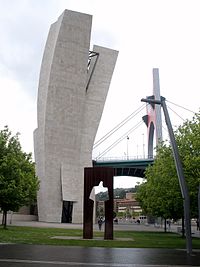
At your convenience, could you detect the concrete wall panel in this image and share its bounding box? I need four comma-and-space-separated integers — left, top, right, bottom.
34, 10, 118, 223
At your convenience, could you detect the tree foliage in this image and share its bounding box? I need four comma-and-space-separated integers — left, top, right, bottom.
137, 112, 200, 223
176, 112, 200, 217
137, 143, 183, 221
0, 126, 39, 228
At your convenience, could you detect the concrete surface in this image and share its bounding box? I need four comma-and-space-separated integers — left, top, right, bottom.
0, 244, 200, 266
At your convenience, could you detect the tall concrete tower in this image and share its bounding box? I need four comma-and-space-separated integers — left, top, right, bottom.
142, 68, 163, 158
34, 10, 118, 223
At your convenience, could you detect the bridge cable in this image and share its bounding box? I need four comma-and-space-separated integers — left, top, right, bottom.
167, 105, 186, 122
95, 120, 143, 159
166, 100, 196, 114
93, 103, 146, 149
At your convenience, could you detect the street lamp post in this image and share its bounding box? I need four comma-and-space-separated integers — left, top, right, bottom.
142, 133, 145, 158
126, 136, 129, 160
141, 96, 192, 255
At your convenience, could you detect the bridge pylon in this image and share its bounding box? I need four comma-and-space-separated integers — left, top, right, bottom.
142, 68, 163, 158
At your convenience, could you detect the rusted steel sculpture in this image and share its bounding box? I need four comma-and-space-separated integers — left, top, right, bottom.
83, 167, 114, 240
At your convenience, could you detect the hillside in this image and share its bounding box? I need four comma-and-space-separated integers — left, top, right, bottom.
96, 186, 139, 201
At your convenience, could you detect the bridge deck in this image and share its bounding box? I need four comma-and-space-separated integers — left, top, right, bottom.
93, 158, 154, 178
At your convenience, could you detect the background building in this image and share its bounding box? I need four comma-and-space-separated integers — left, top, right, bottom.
96, 192, 144, 222
115, 193, 142, 219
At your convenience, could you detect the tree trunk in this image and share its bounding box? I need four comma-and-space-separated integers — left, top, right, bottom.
164, 218, 167, 232
1, 213, 4, 225
181, 216, 185, 237
3, 210, 7, 229
198, 185, 200, 231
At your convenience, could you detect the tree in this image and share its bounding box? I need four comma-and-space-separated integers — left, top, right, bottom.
176, 112, 200, 218
0, 126, 39, 229
137, 112, 200, 232
137, 143, 183, 232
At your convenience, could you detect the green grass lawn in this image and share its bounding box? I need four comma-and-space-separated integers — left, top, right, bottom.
0, 225, 200, 249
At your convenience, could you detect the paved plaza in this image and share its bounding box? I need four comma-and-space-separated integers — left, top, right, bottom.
0, 243, 200, 266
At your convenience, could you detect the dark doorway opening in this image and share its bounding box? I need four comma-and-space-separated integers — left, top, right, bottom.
61, 201, 73, 223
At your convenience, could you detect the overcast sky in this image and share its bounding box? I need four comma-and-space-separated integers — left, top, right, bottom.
0, 0, 199, 189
